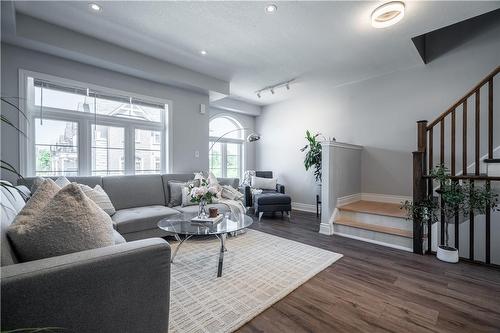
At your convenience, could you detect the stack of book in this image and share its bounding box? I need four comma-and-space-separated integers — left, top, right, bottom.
191, 214, 223, 225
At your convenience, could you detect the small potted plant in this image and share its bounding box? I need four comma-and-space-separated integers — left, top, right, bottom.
403, 165, 498, 262
188, 178, 218, 218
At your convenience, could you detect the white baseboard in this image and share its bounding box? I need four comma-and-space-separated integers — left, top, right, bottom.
336, 193, 411, 206
333, 231, 413, 252
361, 193, 412, 204
337, 193, 362, 206
292, 202, 316, 213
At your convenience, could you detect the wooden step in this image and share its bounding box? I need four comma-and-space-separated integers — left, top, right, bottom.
484, 158, 500, 163
335, 217, 412, 238
338, 200, 406, 219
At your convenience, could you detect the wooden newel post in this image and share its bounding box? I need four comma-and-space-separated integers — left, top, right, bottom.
413, 151, 426, 254
413, 120, 428, 255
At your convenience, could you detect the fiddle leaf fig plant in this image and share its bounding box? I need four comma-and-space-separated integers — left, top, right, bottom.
300, 130, 322, 182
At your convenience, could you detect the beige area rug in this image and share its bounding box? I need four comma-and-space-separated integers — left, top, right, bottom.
168, 229, 343, 333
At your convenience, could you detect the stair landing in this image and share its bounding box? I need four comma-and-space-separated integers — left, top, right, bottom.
338, 200, 406, 219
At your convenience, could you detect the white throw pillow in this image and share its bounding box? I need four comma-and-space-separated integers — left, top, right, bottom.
221, 185, 244, 201
8, 183, 115, 262
79, 184, 116, 216
181, 186, 197, 207
55, 176, 71, 188
251, 176, 277, 190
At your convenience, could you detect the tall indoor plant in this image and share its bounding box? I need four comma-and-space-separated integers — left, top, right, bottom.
1, 97, 26, 196
300, 130, 322, 182
402, 165, 498, 262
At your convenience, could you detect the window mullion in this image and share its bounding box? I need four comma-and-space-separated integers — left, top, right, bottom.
222, 143, 228, 178
80, 119, 91, 176
125, 125, 135, 175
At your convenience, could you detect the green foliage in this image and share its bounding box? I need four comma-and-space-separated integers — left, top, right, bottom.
1, 97, 26, 197
37, 149, 51, 171
300, 130, 322, 182
402, 164, 499, 247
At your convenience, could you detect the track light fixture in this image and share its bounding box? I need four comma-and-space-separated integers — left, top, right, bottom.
255, 79, 294, 99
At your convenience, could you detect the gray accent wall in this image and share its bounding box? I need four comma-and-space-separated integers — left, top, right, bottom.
256, 22, 500, 205
1, 44, 213, 182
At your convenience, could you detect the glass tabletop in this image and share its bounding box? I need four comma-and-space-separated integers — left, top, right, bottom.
158, 212, 253, 236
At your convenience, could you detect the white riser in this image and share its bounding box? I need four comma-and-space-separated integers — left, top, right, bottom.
339, 211, 412, 231
334, 224, 413, 252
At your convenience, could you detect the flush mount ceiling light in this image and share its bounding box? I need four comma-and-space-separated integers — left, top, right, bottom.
371, 1, 405, 28
265, 4, 278, 13
200, 50, 207, 55
89, 3, 102, 12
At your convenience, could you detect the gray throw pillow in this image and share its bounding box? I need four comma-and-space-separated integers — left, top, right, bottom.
8, 183, 115, 262
168, 180, 198, 207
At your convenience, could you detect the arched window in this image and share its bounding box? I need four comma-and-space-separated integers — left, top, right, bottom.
209, 116, 243, 178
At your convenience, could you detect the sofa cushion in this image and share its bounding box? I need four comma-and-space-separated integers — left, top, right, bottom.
173, 203, 229, 215
8, 184, 115, 262
112, 205, 180, 234
103, 175, 165, 210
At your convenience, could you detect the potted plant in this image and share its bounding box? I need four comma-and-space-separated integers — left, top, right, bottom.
402, 165, 498, 262
300, 130, 323, 196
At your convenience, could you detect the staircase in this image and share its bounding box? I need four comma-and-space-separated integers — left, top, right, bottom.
413, 65, 500, 265
333, 200, 415, 252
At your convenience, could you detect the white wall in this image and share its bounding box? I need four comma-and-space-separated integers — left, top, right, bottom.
209, 107, 256, 172
1, 43, 214, 182
256, 22, 500, 205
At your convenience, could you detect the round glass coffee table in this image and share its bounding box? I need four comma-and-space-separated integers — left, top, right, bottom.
158, 212, 253, 277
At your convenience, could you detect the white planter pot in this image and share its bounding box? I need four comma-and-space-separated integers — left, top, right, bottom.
436, 245, 459, 263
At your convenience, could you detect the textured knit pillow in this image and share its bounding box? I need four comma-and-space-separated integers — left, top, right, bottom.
181, 186, 198, 207
8, 184, 115, 262
79, 184, 116, 216
251, 176, 277, 190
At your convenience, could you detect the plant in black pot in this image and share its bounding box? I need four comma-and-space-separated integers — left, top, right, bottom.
402, 165, 498, 262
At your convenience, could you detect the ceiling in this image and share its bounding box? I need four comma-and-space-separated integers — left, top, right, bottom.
11, 1, 500, 106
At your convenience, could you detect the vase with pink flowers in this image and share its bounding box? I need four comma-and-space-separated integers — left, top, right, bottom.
189, 178, 219, 218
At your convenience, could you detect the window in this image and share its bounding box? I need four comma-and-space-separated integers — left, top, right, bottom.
135, 129, 161, 174
24, 73, 169, 176
209, 116, 243, 178
35, 119, 78, 176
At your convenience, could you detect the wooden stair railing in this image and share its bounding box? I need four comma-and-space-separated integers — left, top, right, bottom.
413, 66, 499, 265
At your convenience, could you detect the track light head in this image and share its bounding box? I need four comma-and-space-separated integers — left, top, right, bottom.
286, 83, 290, 90
257, 92, 261, 98
270, 88, 275, 94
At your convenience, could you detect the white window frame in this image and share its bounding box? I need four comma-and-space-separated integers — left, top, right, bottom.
209, 115, 244, 178
18, 69, 173, 176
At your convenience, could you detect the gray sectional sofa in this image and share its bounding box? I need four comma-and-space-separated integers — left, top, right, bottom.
18, 173, 240, 241
1, 173, 239, 332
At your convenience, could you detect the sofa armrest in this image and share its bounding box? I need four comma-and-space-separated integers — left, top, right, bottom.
239, 185, 252, 207
1, 238, 171, 333
277, 183, 285, 194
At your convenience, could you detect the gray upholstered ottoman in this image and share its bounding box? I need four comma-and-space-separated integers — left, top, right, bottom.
254, 192, 292, 221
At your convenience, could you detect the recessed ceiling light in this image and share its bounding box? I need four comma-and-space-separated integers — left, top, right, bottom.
200, 50, 207, 56
265, 4, 278, 13
371, 1, 405, 28
89, 3, 102, 12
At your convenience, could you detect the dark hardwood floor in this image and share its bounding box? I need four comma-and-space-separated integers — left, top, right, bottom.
237, 210, 500, 333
